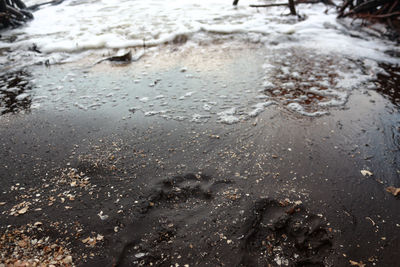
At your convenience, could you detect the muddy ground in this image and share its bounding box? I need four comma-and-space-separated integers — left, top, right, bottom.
0, 46, 399, 267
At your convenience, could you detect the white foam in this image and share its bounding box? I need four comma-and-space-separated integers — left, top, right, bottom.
191, 114, 211, 123
217, 107, 240, 124
185, 92, 194, 97
248, 101, 275, 117
6, 87, 20, 94
1, 0, 397, 70
74, 103, 88, 111
144, 111, 158, 116
219, 115, 240, 124
287, 103, 328, 117
32, 95, 48, 102
203, 104, 212, 111
15, 93, 30, 101
173, 116, 186, 121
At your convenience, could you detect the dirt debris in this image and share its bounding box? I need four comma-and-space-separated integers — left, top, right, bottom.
349, 260, 366, 267
385, 186, 400, 196
360, 170, 373, 177
0, 225, 74, 266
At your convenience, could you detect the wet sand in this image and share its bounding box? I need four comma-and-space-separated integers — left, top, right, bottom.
1, 45, 400, 266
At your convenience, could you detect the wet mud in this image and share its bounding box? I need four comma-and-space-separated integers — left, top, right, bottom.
0, 46, 399, 267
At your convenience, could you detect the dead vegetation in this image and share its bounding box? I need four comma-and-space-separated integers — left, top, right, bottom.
0, 0, 32, 28
339, 0, 399, 38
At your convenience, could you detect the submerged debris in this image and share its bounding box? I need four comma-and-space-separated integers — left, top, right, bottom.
386, 186, 400, 196
349, 259, 366, 267
94, 50, 145, 65
0, 70, 32, 115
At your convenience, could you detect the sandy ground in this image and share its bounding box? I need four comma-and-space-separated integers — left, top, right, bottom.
0, 45, 400, 267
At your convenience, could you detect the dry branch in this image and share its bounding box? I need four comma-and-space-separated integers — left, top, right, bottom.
248, 0, 296, 15
337, 0, 400, 39
250, 3, 288, 8
338, 0, 400, 18
248, 0, 334, 10
27, 0, 65, 11
288, 0, 296, 15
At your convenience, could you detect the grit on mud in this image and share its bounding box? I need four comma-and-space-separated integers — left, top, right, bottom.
0, 46, 399, 266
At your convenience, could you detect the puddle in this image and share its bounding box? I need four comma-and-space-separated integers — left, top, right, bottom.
5, 45, 396, 123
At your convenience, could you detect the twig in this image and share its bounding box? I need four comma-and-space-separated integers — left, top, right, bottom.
352, 12, 400, 19
365, 216, 376, 226
369, 12, 400, 18
250, 3, 288, 8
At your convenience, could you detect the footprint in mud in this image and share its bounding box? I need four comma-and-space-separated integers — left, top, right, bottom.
140, 173, 218, 212
237, 199, 332, 267
112, 173, 232, 267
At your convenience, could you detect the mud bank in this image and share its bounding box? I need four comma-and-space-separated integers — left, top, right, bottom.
0, 46, 399, 266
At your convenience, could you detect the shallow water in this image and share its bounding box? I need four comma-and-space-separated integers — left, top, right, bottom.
1, 1, 400, 118
1, 0, 400, 117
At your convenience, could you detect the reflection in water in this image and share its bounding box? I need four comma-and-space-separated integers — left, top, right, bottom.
0, 70, 32, 115
376, 64, 400, 151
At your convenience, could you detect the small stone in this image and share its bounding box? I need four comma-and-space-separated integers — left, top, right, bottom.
386, 186, 400, 196
98, 211, 109, 220
361, 170, 373, 176
135, 253, 146, 258
18, 240, 27, 247
17, 206, 29, 214
294, 200, 303, 206
63, 256, 73, 264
